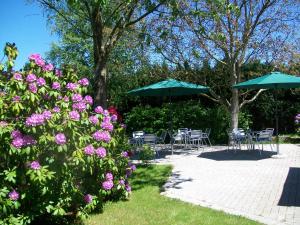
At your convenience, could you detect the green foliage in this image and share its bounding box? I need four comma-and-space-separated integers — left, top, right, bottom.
139, 145, 155, 163
0, 44, 132, 224
124, 101, 252, 144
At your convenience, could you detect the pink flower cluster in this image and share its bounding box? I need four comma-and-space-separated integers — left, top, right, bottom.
106, 172, 113, 180
84, 95, 93, 105
8, 190, 19, 201
95, 147, 106, 158
25, 113, 45, 126
84, 144, 94, 155
52, 82, 61, 90
89, 115, 99, 125
0, 121, 8, 127
69, 111, 80, 121
66, 82, 78, 91
13, 73, 23, 81
55, 69, 62, 77
95, 106, 103, 114
84, 194, 93, 204
42, 110, 52, 120
12, 95, 21, 102
53, 106, 60, 113
29, 53, 45, 67
102, 172, 114, 190
101, 117, 113, 132
26, 73, 37, 83
121, 151, 129, 158
72, 94, 83, 102
126, 162, 136, 177
111, 114, 118, 122
30, 161, 41, 170
28, 83, 37, 93
11, 130, 36, 149
37, 77, 46, 86
43, 63, 53, 72
28, 53, 53, 71
72, 102, 86, 112
78, 78, 89, 86
92, 131, 111, 142
55, 133, 67, 145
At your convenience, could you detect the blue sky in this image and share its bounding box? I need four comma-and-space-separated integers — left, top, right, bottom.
0, 0, 58, 70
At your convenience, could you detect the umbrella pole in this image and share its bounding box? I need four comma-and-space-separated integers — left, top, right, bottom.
169, 94, 173, 155
275, 89, 279, 154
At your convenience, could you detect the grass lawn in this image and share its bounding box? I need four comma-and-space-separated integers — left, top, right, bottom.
85, 164, 261, 225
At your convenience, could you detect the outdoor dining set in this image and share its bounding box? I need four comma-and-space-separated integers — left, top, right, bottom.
129, 127, 275, 156
228, 128, 275, 154
129, 128, 212, 155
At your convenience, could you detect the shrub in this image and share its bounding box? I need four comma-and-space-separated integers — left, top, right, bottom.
0, 44, 134, 224
124, 101, 252, 144
139, 145, 155, 164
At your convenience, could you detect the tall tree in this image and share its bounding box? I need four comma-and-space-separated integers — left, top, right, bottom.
37, 0, 167, 107
146, 0, 300, 129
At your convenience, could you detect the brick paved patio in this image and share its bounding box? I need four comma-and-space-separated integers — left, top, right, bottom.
157, 144, 300, 225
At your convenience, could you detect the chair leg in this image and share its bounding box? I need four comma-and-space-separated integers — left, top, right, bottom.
269, 142, 273, 151
207, 138, 212, 146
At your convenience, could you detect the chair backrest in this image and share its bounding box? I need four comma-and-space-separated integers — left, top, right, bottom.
258, 130, 271, 140
204, 128, 211, 135
190, 130, 202, 138
265, 128, 274, 136
233, 128, 245, 136
143, 134, 157, 144
159, 130, 167, 141
133, 131, 144, 138
178, 128, 189, 134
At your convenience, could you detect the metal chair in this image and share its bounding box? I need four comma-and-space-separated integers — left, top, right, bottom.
189, 130, 203, 150
130, 131, 145, 148
143, 134, 159, 155
233, 128, 247, 150
171, 132, 182, 146
255, 130, 273, 154
202, 128, 211, 146
227, 130, 239, 152
178, 128, 190, 147
157, 130, 167, 144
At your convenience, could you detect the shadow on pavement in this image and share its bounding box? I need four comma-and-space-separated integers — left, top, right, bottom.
163, 171, 193, 190
198, 149, 276, 161
278, 167, 300, 207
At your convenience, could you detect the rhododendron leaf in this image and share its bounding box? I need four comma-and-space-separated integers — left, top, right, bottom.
24, 147, 31, 155
31, 127, 36, 134
58, 146, 63, 152
3, 168, 16, 184
30, 93, 35, 103
62, 145, 67, 151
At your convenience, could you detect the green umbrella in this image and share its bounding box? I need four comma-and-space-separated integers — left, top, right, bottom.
128, 78, 209, 96
233, 71, 300, 155
128, 79, 209, 153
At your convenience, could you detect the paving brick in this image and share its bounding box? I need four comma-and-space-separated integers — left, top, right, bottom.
155, 144, 300, 225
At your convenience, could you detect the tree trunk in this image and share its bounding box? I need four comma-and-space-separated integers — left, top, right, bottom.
93, 63, 107, 108
230, 89, 239, 130
229, 62, 240, 130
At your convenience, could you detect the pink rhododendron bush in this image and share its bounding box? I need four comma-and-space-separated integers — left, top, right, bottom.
0, 44, 133, 224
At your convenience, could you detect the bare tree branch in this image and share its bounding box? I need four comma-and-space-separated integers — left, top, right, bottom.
240, 89, 266, 108
38, 0, 92, 38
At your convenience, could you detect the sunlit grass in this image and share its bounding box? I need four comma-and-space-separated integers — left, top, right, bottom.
85, 165, 261, 225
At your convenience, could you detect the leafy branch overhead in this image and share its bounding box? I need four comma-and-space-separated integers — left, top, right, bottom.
38, 0, 168, 107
